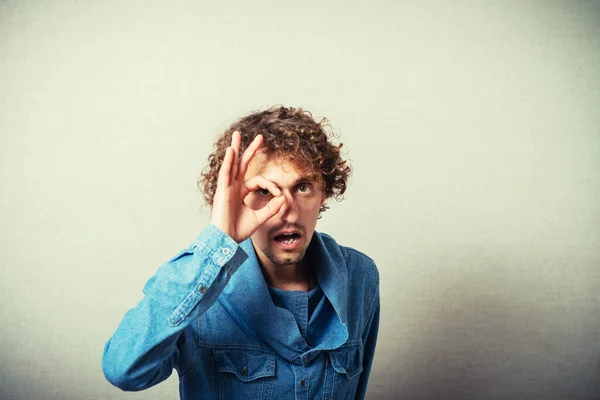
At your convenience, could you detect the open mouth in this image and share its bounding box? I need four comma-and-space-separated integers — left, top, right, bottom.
274, 232, 302, 245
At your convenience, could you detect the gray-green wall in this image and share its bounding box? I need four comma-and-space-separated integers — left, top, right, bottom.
1, 1, 598, 399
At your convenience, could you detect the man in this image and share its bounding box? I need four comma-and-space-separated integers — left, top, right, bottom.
102, 106, 380, 399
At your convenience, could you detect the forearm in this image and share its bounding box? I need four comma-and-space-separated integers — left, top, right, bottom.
102, 224, 247, 391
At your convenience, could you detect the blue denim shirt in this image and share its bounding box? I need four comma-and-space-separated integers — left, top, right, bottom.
102, 224, 380, 400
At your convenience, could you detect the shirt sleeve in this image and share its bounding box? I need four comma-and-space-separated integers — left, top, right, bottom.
102, 223, 248, 391
354, 261, 381, 399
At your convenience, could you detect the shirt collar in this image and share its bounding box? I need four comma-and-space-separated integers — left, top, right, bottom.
217, 231, 349, 364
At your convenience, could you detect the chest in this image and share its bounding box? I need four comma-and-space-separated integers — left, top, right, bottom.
177, 300, 364, 400
180, 339, 363, 400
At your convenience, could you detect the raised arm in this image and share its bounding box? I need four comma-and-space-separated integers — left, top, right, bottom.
102, 132, 285, 391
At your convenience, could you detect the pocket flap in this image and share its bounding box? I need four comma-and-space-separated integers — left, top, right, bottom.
214, 349, 276, 382
328, 345, 364, 379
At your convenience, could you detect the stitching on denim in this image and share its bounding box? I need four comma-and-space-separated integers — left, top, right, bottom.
328, 351, 363, 397
362, 259, 379, 328
346, 364, 363, 379
195, 262, 220, 293
168, 309, 183, 326
267, 371, 274, 400
258, 376, 264, 397
348, 373, 361, 398
212, 349, 276, 381
198, 342, 276, 354
336, 340, 362, 349
322, 357, 330, 400
168, 288, 200, 326
216, 366, 275, 381
168, 250, 212, 326
331, 363, 338, 398
269, 376, 275, 400
328, 344, 364, 379
219, 369, 225, 400
215, 370, 274, 399
195, 241, 208, 257
191, 314, 201, 347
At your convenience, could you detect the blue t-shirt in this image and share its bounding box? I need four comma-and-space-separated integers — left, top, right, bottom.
268, 285, 329, 347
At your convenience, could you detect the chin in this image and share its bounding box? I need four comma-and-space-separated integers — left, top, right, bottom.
267, 251, 306, 267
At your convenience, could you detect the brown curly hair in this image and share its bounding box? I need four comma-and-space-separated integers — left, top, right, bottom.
198, 106, 351, 214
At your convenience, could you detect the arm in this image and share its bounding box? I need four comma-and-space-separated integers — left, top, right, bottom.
354, 266, 381, 399
102, 131, 285, 391
102, 224, 246, 391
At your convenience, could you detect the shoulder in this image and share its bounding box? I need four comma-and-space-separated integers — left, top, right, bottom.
316, 232, 380, 329
317, 232, 379, 288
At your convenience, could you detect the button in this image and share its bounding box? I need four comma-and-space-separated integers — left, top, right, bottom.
300, 379, 305, 387
241, 367, 248, 377
222, 248, 231, 255
198, 285, 207, 294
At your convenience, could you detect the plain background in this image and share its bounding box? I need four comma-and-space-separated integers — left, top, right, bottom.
1, 1, 599, 399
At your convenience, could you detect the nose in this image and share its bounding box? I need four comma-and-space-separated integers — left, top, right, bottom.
278, 191, 299, 223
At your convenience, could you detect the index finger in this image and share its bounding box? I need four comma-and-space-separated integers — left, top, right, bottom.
237, 134, 264, 180
230, 131, 241, 179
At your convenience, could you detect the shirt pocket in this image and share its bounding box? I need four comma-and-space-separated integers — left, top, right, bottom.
326, 344, 364, 399
213, 348, 276, 400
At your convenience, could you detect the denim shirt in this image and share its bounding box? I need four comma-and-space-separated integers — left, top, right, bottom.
102, 224, 380, 400
268, 285, 324, 346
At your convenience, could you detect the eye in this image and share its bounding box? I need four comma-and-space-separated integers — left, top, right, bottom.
297, 183, 312, 193
255, 188, 271, 196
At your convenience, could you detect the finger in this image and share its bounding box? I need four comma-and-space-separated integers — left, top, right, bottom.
230, 131, 241, 180
244, 175, 282, 197
238, 134, 263, 180
218, 147, 233, 186
254, 196, 286, 226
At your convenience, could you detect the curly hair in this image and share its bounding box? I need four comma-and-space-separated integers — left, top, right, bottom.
198, 106, 351, 214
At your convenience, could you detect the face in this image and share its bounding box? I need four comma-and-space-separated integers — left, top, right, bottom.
244, 152, 325, 270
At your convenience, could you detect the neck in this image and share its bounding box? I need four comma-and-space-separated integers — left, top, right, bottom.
258, 257, 316, 292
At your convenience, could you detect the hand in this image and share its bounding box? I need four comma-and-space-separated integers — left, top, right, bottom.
210, 131, 286, 243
